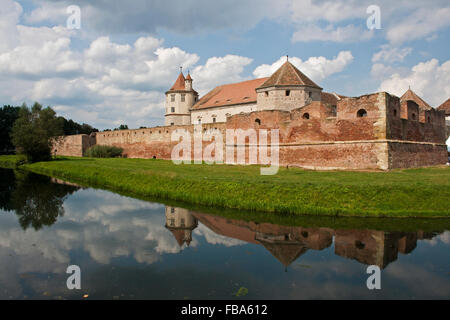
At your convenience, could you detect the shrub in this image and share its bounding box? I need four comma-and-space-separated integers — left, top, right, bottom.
85, 145, 123, 158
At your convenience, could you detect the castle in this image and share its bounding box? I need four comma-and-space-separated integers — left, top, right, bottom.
53, 60, 449, 170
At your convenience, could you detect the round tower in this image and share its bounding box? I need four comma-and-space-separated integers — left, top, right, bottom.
165, 70, 198, 126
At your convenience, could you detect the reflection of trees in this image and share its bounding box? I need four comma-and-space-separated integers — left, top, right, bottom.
0, 168, 16, 212
8, 170, 79, 230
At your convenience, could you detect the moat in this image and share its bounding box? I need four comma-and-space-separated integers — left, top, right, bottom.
0, 168, 449, 300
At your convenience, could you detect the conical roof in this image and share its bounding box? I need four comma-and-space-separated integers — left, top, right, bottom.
169, 72, 186, 91
259, 240, 308, 267
185, 73, 192, 81
257, 61, 321, 90
400, 89, 432, 110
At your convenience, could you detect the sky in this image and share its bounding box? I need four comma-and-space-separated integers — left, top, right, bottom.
0, 0, 449, 130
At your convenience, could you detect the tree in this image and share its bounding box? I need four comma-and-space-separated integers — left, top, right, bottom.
0, 105, 20, 154
11, 103, 64, 162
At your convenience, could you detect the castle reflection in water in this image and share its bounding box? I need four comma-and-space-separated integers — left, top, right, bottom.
165, 206, 436, 269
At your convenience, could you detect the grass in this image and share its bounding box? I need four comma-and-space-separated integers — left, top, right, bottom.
0, 154, 26, 169
1, 155, 449, 218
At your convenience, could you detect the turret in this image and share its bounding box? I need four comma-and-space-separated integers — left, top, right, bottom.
164, 69, 198, 126
255, 60, 323, 112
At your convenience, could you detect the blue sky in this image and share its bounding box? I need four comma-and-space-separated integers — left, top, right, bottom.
0, 0, 449, 129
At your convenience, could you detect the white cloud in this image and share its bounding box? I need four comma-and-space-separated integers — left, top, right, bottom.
292, 24, 373, 43
378, 59, 450, 106
387, 7, 450, 43
372, 45, 412, 63
192, 55, 253, 95
253, 51, 353, 83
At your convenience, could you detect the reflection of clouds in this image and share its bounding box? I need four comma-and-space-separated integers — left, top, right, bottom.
386, 263, 450, 298
0, 189, 183, 298
423, 231, 450, 246
194, 223, 246, 247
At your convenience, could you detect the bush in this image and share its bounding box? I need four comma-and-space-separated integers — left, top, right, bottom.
85, 145, 123, 158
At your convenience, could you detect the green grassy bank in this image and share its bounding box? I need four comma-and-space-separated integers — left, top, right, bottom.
1, 155, 449, 218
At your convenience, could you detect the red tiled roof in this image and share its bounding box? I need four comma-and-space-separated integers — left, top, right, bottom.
400, 89, 432, 110
257, 61, 321, 90
192, 78, 269, 110
185, 73, 192, 81
169, 72, 186, 91
437, 98, 450, 115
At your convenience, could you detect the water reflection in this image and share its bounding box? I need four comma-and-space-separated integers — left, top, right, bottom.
0, 168, 448, 299
166, 207, 439, 270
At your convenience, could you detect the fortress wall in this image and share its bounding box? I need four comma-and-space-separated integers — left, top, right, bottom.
388, 142, 448, 169
52, 134, 94, 157
53, 92, 447, 169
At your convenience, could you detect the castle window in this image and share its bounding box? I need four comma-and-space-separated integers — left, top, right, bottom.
170, 122, 174, 126
170, 207, 175, 213
302, 113, 310, 120
330, 105, 337, 117
198, 119, 201, 124
357, 109, 367, 118
393, 109, 398, 117
265, 91, 269, 97
171, 94, 175, 102
255, 119, 261, 125
212, 117, 216, 123
286, 90, 291, 96
171, 107, 175, 113
181, 94, 185, 102
355, 240, 365, 250
412, 113, 416, 120
428, 116, 431, 123
309, 92, 312, 98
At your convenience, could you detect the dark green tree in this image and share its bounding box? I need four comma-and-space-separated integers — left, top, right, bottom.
0, 105, 20, 154
11, 103, 64, 162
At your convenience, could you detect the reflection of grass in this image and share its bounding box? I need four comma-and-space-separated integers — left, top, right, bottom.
1, 155, 449, 219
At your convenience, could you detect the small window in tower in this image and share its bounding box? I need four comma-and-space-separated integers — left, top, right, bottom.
171, 94, 175, 102
170, 122, 174, 126
181, 94, 185, 102
286, 90, 291, 96
302, 113, 310, 120
427, 116, 431, 123
255, 119, 261, 125
170, 207, 175, 213
412, 113, 416, 120
265, 91, 269, 97
171, 107, 175, 113
309, 92, 312, 98
330, 105, 337, 117
213, 118, 216, 123
393, 109, 398, 117
357, 109, 367, 118
198, 119, 201, 124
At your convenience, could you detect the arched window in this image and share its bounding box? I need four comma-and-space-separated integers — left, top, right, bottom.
255, 119, 261, 125
357, 109, 367, 118
302, 113, 310, 120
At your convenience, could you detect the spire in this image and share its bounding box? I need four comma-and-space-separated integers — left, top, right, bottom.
186, 72, 192, 81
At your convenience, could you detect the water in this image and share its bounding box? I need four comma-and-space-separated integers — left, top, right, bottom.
0, 168, 449, 300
